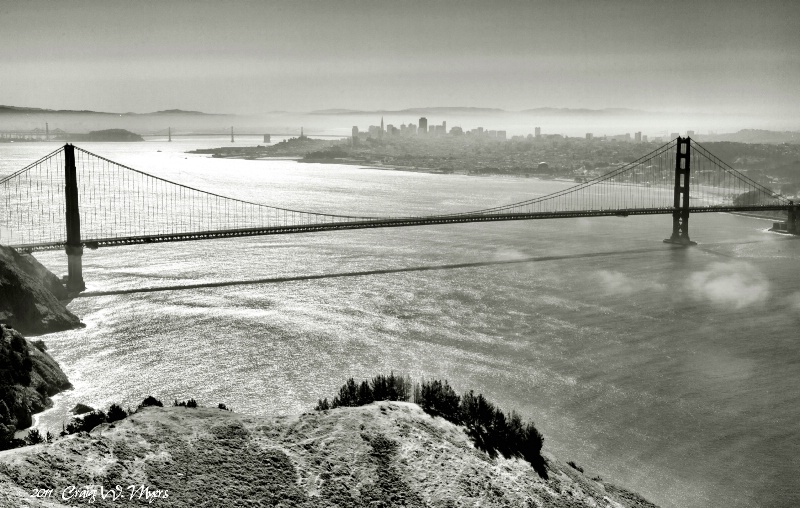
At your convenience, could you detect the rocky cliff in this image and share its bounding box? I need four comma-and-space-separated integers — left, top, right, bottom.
0, 402, 657, 507
0, 324, 72, 444
0, 245, 82, 335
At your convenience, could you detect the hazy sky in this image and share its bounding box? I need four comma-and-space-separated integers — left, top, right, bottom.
2, 0, 798, 117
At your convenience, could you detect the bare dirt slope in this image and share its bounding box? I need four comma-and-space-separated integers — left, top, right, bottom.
0, 402, 657, 507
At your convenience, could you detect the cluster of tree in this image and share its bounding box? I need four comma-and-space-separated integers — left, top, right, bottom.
315, 372, 412, 409
173, 398, 198, 408
61, 402, 134, 436
316, 373, 547, 478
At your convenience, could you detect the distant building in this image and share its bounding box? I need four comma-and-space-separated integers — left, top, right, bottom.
642, 135, 648, 142
450, 126, 463, 135
687, 130, 695, 138
419, 117, 428, 134
352, 126, 358, 137
380, 117, 384, 136
535, 127, 541, 138
670, 132, 680, 139
635, 132, 642, 142
586, 133, 593, 140
443, 120, 446, 134
497, 130, 507, 140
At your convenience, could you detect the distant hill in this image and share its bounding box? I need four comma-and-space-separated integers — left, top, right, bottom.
309, 106, 650, 116
700, 129, 800, 144
0, 105, 106, 115
152, 109, 219, 116
0, 105, 242, 136
520, 107, 648, 116
0, 105, 222, 117
310, 107, 507, 116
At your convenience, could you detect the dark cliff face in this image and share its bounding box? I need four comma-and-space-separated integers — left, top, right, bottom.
0, 245, 81, 335
0, 324, 72, 443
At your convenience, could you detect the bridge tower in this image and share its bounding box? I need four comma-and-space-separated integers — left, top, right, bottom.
664, 137, 696, 246
63, 144, 86, 292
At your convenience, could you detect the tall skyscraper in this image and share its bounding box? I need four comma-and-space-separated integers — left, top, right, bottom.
419, 117, 428, 134
535, 127, 541, 138
443, 120, 446, 134
635, 132, 642, 142
380, 117, 384, 138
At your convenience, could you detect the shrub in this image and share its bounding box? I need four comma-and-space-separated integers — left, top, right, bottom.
138, 396, 163, 409
65, 410, 107, 434
334, 378, 359, 408
416, 379, 460, 420
371, 372, 411, 402
25, 428, 44, 445
218, 403, 229, 411
568, 460, 584, 473
173, 399, 198, 408
107, 404, 127, 423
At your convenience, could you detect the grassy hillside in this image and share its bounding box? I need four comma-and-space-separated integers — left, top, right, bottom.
0, 402, 657, 507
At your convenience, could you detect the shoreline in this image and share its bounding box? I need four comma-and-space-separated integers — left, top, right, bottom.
209, 152, 582, 181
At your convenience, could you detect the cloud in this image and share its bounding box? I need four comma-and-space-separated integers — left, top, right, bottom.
596, 270, 664, 295
687, 262, 770, 310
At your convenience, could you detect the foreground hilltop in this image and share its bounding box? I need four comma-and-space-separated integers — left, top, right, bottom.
0, 402, 656, 507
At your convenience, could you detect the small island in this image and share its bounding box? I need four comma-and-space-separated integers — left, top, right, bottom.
59, 129, 144, 142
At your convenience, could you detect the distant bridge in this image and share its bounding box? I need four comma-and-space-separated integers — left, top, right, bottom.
1, 138, 796, 292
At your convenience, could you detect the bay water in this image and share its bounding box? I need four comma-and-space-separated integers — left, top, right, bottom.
2, 137, 798, 508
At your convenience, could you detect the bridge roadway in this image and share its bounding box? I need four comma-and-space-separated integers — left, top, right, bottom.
10, 204, 790, 253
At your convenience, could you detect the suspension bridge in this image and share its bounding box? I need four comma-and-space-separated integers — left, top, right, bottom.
1, 138, 796, 292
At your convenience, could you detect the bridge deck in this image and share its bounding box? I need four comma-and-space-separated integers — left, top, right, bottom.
10, 205, 791, 253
